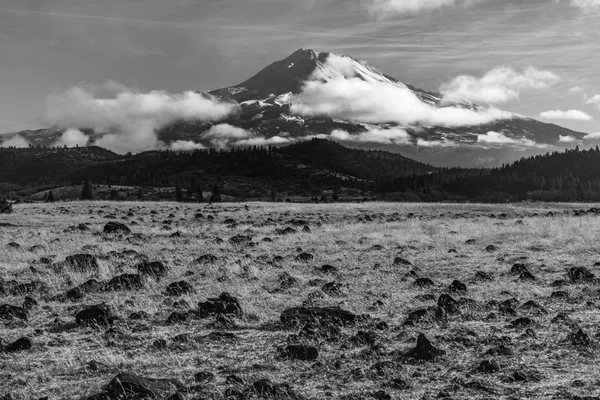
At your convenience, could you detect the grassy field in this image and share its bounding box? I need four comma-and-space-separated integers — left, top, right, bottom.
2, 201, 600, 400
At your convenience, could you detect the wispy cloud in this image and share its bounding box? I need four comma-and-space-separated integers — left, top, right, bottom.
330, 127, 411, 144
0, 135, 30, 148
440, 67, 560, 104
566, 0, 600, 10
539, 109, 593, 121
586, 94, 600, 108
477, 130, 538, 146
365, 0, 486, 16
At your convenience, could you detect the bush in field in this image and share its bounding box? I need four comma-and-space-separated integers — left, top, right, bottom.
0, 196, 12, 214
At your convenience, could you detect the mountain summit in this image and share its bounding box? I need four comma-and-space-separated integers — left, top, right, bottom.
5, 48, 587, 167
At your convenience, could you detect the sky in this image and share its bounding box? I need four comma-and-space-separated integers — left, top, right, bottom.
1, 0, 599, 135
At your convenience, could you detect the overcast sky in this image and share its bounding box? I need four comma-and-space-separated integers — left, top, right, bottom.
1, 0, 599, 135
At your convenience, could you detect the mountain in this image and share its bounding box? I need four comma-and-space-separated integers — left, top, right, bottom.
2, 49, 588, 167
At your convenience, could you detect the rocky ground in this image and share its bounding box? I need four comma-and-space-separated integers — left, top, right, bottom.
2, 201, 600, 400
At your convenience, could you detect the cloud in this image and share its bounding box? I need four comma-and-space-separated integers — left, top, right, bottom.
539, 109, 593, 121
170, 140, 206, 151
365, 0, 485, 16
477, 131, 537, 147
0, 135, 30, 148
291, 62, 514, 127
568, 86, 585, 94
330, 127, 411, 144
201, 123, 253, 149
54, 128, 89, 147
44, 82, 238, 154
583, 132, 600, 140
567, 0, 600, 10
233, 136, 292, 147
440, 67, 560, 104
586, 94, 600, 108
416, 138, 457, 147
558, 135, 578, 143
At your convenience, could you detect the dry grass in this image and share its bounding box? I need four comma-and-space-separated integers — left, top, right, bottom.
2, 201, 600, 400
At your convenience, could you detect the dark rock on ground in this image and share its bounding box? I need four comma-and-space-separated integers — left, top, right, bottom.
283, 344, 319, 361
568, 267, 596, 283
65, 279, 102, 300
103, 222, 131, 234
65, 254, 99, 272
321, 281, 347, 297
0, 304, 28, 321
438, 294, 460, 314
104, 373, 184, 399
414, 278, 435, 287
2, 337, 32, 353
404, 333, 445, 361
198, 292, 243, 317
295, 252, 314, 261
474, 271, 493, 281
319, 264, 338, 274
279, 272, 300, 289
194, 371, 215, 383
569, 329, 592, 347
510, 317, 536, 329
103, 274, 145, 291
280, 306, 357, 327
229, 235, 252, 246
165, 281, 195, 296
75, 304, 116, 327
403, 307, 447, 326
485, 245, 499, 252
196, 254, 218, 264
166, 311, 188, 325
448, 280, 467, 293
477, 359, 500, 373
136, 261, 169, 279
393, 257, 412, 266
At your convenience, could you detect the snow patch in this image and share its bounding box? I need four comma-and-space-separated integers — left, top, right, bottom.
227, 87, 247, 95
288, 63, 295, 68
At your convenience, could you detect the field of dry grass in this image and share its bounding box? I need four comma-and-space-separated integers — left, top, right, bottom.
2, 201, 600, 400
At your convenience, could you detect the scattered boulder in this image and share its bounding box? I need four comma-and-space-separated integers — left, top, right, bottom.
485, 245, 499, 252
278, 272, 300, 289
75, 304, 116, 327
136, 261, 169, 279
103, 222, 131, 235
104, 373, 184, 399
321, 281, 347, 297
569, 329, 592, 347
414, 278, 434, 287
319, 264, 338, 274
0, 304, 28, 321
403, 307, 447, 326
166, 311, 188, 325
228, 235, 252, 246
282, 344, 318, 361
295, 252, 314, 262
393, 257, 412, 266
195, 254, 218, 264
438, 294, 460, 314
510, 317, 536, 329
65, 254, 99, 272
198, 292, 243, 317
568, 267, 596, 284
448, 280, 467, 293
404, 334, 445, 361
102, 274, 145, 291
194, 371, 215, 383
65, 279, 102, 300
165, 281, 195, 296
280, 306, 357, 327
2, 337, 32, 353
477, 359, 500, 373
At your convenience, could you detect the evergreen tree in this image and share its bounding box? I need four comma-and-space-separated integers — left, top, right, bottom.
80, 179, 94, 200
109, 189, 119, 201
137, 187, 145, 200
210, 184, 222, 203
46, 190, 55, 203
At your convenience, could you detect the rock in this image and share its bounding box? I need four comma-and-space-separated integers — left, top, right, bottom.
477, 359, 500, 373
194, 371, 215, 383
485, 245, 499, 252
550, 291, 569, 299
152, 339, 168, 349
485, 345, 513, 356
404, 333, 445, 361
283, 344, 318, 361
519, 300, 547, 314
278, 272, 300, 289
104, 373, 184, 399
448, 280, 467, 293
2, 337, 32, 353
510, 317, 536, 329
103, 222, 131, 235
474, 271, 493, 281
275, 227, 296, 235
165, 281, 195, 296
280, 306, 357, 327
66, 279, 102, 300
414, 278, 434, 287
198, 292, 243, 317
438, 294, 460, 314
253, 379, 280, 396
568, 267, 596, 283
136, 261, 169, 279
166, 311, 188, 325
75, 304, 116, 327
228, 235, 252, 246
510, 263, 531, 275
295, 252, 314, 261
319, 264, 338, 274
569, 329, 592, 347
195, 254, 218, 264
103, 274, 145, 291
403, 307, 447, 326
465, 239, 477, 245
321, 281, 346, 297
0, 304, 28, 321
65, 254, 99, 272
299, 321, 342, 341
393, 257, 412, 266
350, 330, 379, 346
22, 296, 37, 310
167, 392, 185, 400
